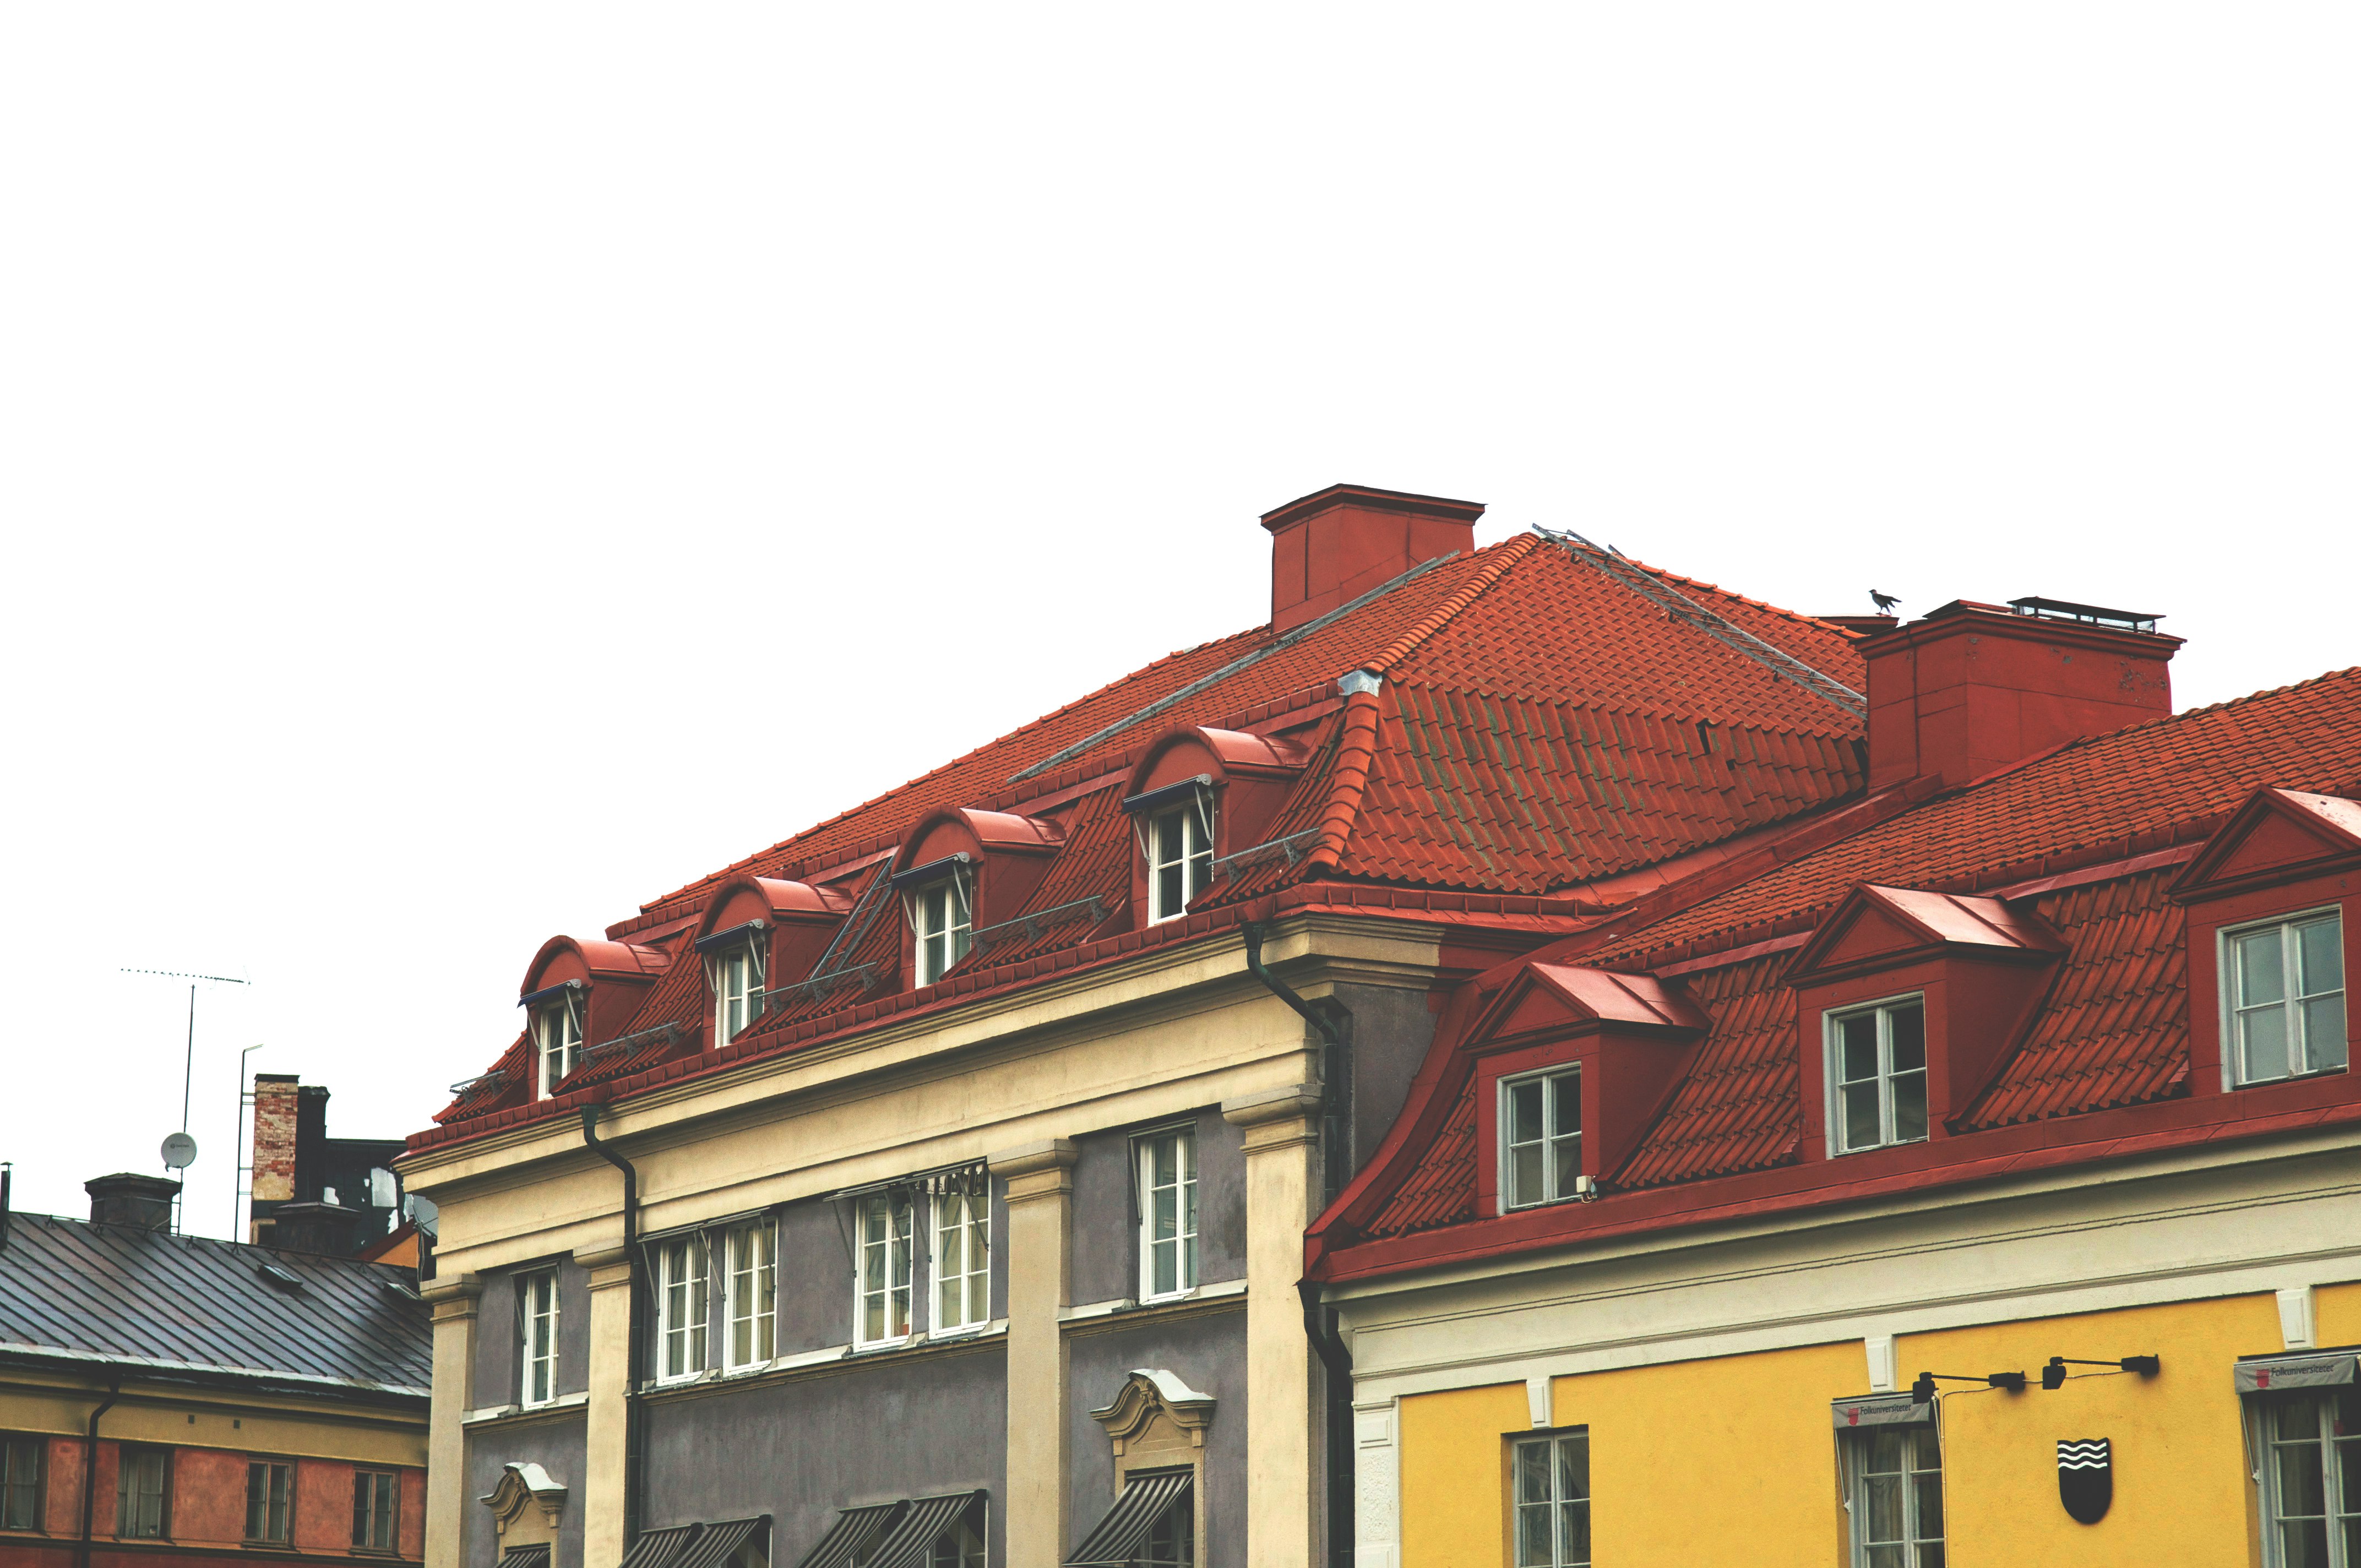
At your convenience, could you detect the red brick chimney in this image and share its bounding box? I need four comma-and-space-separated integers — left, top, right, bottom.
1260, 484, 1483, 634
251, 1073, 300, 1208
1863, 598, 2182, 791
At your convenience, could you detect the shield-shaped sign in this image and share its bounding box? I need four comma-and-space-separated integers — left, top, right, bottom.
2058, 1439, 2112, 1523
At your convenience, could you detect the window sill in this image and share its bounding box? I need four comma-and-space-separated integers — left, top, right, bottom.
2235, 1064, 2350, 1091
1064, 1277, 1246, 1322
464, 1391, 588, 1425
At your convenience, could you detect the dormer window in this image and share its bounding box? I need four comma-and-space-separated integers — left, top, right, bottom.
698, 924, 768, 1047
526, 984, 584, 1099
910, 868, 973, 986
1501, 1067, 1582, 1208
1149, 804, 1214, 924
2227, 910, 2346, 1085
1829, 996, 1928, 1154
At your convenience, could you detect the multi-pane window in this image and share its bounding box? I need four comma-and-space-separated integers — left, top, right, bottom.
1138, 1129, 1198, 1301
2231, 912, 2347, 1086
725, 1221, 777, 1370
1512, 1430, 1590, 1567
915, 875, 973, 987
656, 1237, 710, 1381
2, 1436, 42, 1532
712, 943, 765, 1048
1842, 1425, 1944, 1567
934, 1189, 991, 1333
857, 1196, 913, 1348
1502, 1068, 1582, 1208
352, 1469, 399, 1553
520, 1270, 560, 1407
927, 1515, 987, 1568
1147, 803, 1214, 924
244, 1461, 292, 1544
1138, 1493, 1193, 1567
2261, 1391, 2361, 1565
115, 1447, 167, 1539
532, 996, 582, 1100
1831, 998, 1929, 1155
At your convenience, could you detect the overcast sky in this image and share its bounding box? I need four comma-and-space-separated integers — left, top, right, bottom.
3, 6, 2355, 1237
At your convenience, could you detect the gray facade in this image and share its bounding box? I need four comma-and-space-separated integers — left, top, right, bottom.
1064, 1307, 1248, 1568
465, 1413, 588, 1568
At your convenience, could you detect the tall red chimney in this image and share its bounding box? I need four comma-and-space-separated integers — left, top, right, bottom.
1863, 598, 2182, 791
1260, 484, 1483, 634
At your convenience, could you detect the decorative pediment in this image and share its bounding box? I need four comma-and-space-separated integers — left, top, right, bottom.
1092, 1369, 1216, 1461
1469, 962, 1708, 1053
1786, 885, 2062, 987
480, 1463, 568, 1536
2174, 787, 2361, 901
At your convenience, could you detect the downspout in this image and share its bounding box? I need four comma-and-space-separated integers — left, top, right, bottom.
1244, 923, 1357, 1568
78, 1373, 121, 1568
580, 1105, 644, 1555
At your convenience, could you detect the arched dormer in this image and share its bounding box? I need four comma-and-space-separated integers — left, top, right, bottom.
892, 808, 1065, 987
518, 937, 670, 1099
692, 876, 852, 1046
1122, 726, 1312, 924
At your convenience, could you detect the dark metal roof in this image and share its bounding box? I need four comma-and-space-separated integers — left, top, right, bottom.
0, 1211, 431, 1398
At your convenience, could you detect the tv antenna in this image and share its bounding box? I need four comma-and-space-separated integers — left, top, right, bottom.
121, 967, 250, 1232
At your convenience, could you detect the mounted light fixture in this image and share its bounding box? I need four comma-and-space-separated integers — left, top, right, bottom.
1912, 1369, 2027, 1401
2042, 1354, 2162, 1390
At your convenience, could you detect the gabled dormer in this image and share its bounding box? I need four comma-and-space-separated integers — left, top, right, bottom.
1464, 961, 1709, 1214
518, 937, 672, 1098
2174, 787, 2359, 1094
692, 876, 853, 1046
893, 808, 1065, 987
1785, 885, 2064, 1155
1122, 726, 1311, 924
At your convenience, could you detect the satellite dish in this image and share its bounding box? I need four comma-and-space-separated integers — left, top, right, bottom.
160, 1133, 198, 1170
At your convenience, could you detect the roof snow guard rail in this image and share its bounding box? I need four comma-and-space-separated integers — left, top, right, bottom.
1212, 828, 1321, 880
1535, 528, 1866, 721
970, 895, 1108, 954
448, 1067, 512, 1097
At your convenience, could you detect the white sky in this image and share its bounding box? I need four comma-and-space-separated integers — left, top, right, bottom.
3, 7, 2355, 1237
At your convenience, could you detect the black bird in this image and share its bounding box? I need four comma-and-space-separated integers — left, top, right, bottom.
1869, 589, 1901, 614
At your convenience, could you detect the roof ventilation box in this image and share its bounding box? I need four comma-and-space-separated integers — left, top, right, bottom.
85, 1173, 179, 1232
1260, 484, 1483, 634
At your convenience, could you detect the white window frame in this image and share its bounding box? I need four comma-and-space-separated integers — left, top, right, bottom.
855, 1195, 914, 1350
1145, 796, 1215, 924
2255, 1390, 2361, 1565
707, 939, 766, 1048
932, 1188, 991, 1335
2223, 907, 2348, 1088
1825, 993, 1931, 1156
520, 1269, 561, 1407
653, 1235, 710, 1384
1135, 1126, 1199, 1303
723, 1220, 777, 1371
532, 989, 584, 1100
1510, 1429, 1591, 1567
1499, 1066, 1583, 1210
1838, 1422, 1944, 1567
909, 870, 974, 987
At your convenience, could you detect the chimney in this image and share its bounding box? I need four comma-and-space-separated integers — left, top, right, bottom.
257, 1200, 366, 1257
86, 1173, 180, 1232
1260, 484, 1483, 634
1864, 597, 2182, 791
251, 1074, 300, 1207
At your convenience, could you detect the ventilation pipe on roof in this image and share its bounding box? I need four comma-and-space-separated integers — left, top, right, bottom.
579, 1106, 645, 1558
1, 1163, 11, 1252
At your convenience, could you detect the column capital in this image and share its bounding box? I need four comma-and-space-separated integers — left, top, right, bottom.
576, 1245, 634, 1291
991, 1138, 1079, 1204
1222, 1085, 1323, 1152
422, 1273, 483, 1322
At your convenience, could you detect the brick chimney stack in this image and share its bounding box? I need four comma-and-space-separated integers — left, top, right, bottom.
1862, 599, 2182, 791
1260, 484, 1483, 634
251, 1073, 300, 1208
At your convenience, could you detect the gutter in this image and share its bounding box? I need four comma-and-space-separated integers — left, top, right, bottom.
0, 1346, 428, 1404
579, 1104, 645, 1555
78, 1373, 121, 1568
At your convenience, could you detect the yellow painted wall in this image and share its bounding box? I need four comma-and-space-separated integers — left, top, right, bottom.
1396, 1293, 2287, 1566
2313, 1280, 2361, 1347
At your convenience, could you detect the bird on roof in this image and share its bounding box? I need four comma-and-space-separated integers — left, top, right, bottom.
1869, 589, 1901, 614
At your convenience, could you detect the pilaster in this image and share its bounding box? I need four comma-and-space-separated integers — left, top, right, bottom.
421, 1273, 482, 1568
579, 1245, 635, 1568
1223, 1085, 1324, 1568
992, 1138, 1078, 1568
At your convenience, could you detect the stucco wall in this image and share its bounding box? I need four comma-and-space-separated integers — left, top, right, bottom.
1331, 980, 1439, 1173
471, 1260, 591, 1406
1070, 1109, 1245, 1306
463, 1414, 586, 1568
1064, 1305, 1248, 1568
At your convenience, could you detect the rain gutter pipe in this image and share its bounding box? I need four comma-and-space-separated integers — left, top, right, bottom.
78, 1373, 121, 1568
580, 1104, 644, 1555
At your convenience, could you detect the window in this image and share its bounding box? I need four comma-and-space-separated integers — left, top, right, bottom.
711, 941, 765, 1048
1511, 1430, 1590, 1567
532, 993, 583, 1099
2, 1436, 42, 1532
856, 1196, 913, 1348
1138, 1129, 1198, 1301
655, 1236, 710, 1381
1841, 1425, 1943, 1567
913, 875, 972, 987
115, 1447, 167, 1539
1147, 802, 1214, 924
245, 1461, 292, 1544
520, 1270, 560, 1407
928, 1515, 987, 1568
725, 1221, 777, 1370
352, 1469, 399, 1553
934, 1189, 990, 1333
2261, 1391, 2361, 1565
1136, 1495, 1193, 1568
2229, 911, 2347, 1085
1830, 997, 1929, 1155
1502, 1068, 1582, 1208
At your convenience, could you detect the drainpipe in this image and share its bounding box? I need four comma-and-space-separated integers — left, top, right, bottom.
1244, 923, 1358, 1568
78, 1373, 121, 1568
580, 1105, 644, 1555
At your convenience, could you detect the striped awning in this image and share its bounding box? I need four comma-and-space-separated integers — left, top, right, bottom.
865, 1492, 983, 1568
673, 1517, 766, 1568
498, 1547, 552, 1568
1067, 1469, 1192, 1565
789, 1503, 902, 1568
619, 1525, 703, 1568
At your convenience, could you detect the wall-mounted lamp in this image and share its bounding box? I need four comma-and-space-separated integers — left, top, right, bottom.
2041, 1354, 2162, 1390
1911, 1369, 2027, 1401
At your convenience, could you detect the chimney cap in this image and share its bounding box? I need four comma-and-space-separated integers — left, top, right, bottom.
2004, 596, 2163, 634
1260, 483, 1485, 533
85, 1173, 181, 1201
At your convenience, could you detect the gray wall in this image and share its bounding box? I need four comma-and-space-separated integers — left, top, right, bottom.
1064, 1307, 1248, 1568
769, 1179, 1009, 1354
1334, 981, 1441, 1174
474, 1258, 592, 1405
464, 1413, 587, 1568
642, 1338, 1007, 1565
1070, 1108, 1244, 1306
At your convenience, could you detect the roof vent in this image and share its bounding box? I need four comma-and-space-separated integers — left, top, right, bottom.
255, 1260, 306, 1294
85, 1173, 179, 1233
379, 1276, 422, 1303
2006, 597, 2162, 634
